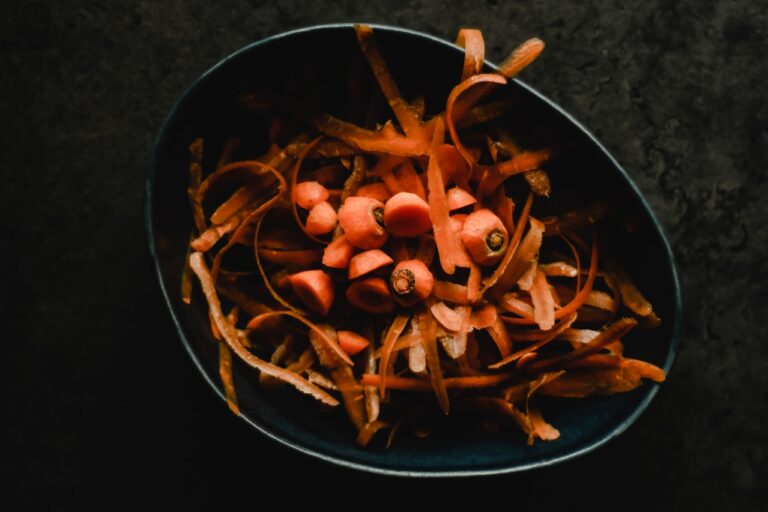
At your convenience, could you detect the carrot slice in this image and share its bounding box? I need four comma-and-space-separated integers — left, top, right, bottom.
383, 192, 432, 237
447, 187, 477, 211
462, 208, 509, 266
456, 28, 485, 81
295, 181, 330, 210
348, 249, 394, 279
346, 277, 395, 314
322, 235, 356, 269
433, 280, 470, 304
289, 270, 335, 316
338, 330, 371, 357
189, 252, 340, 406
483, 191, 534, 292
305, 201, 338, 236
390, 259, 434, 306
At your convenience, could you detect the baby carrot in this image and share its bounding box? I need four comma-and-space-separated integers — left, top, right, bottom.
290, 269, 335, 316
447, 187, 477, 211
322, 235, 355, 269
383, 192, 432, 238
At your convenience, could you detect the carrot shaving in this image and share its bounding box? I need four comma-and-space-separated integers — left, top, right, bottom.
456, 28, 485, 81
489, 314, 577, 369
483, 192, 534, 292
189, 252, 338, 406
420, 310, 449, 414
187, 138, 206, 234
360, 372, 514, 391
445, 74, 507, 166
356, 420, 390, 447
489, 215, 544, 298
531, 269, 555, 330
430, 302, 463, 332
378, 314, 411, 396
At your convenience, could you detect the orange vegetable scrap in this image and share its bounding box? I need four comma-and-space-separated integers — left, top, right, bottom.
184, 25, 665, 448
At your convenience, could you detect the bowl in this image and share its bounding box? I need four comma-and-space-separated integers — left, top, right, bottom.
147, 23, 681, 476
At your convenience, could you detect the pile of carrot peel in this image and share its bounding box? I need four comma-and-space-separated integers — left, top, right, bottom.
183, 25, 664, 447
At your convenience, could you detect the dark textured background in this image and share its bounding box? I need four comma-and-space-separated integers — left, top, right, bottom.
2, 0, 766, 508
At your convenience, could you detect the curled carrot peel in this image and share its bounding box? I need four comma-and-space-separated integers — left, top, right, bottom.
185, 25, 665, 447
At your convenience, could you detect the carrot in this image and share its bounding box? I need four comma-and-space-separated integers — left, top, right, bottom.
498, 292, 535, 319
189, 252, 340, 406
356, 182, 391, 203
455, 28, 485, 81
383, 160, 427, 200
378, 314, 411, 395
483, 191, 534, 291
461, 209, 509, 266
426, 117, 460, 275
488, 216, 544, 298
337, 330, 370, 357
531, 269, 555, 330
348, 249, 394, 279
485, 314, 513, 358
447, 214, 475, 268
470, 303, 497, 330
289, 270, 335, 316
606, 257, 661, 326
304, 201, 338, 236
420, 310, 449, 414
432, 280, 469, 304
445, 74, 507, 166
295, 181, 330, 210
447, 187, 477, 211
257, 247, 323, 266
383, 192, 432, 237
341, 155, 367, 203
360, 372, 514, 391
541, 203, 611, 236
218, 339, 239, 416
390, 259, 434, 306
436, 144, 472, 187
322, 235, 356, 269
489, 314, 577, 370
337, 196, 389, 250
354, 24, 423, 138
346, 277, 395, 314
430, 302, 463, 332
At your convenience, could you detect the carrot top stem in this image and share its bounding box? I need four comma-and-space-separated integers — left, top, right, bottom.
391, 268, 415, 295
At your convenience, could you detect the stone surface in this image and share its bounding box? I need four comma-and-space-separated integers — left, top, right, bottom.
2, 0, 766, 508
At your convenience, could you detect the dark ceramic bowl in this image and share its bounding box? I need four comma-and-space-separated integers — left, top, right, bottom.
147, 23, 681, 476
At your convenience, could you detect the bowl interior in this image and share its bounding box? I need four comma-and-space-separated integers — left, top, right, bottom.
148, 24, 681, 475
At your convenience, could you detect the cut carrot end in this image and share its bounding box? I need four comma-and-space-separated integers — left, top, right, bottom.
346, 277, 395, 314
338, 196, 389, 249
290, 270, 335, 316
295, 181, 330, 210
390, 259, 434, 306
462, 209, 508, 266
305, 201, 338, 235
338, 330, 370, 357
384, 192, 432, 238
348, 249, 395, 279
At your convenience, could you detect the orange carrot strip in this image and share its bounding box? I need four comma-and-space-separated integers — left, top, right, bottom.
621, 358, 666, 382
539, 261, 578, 277
436, 144, 471, 187
455, 98, 517, 129
383, 160, 426, 201
348, 249, 394, 279
470, 303, 497, 330
257, 248, 323, 266
356, 420, 390, 447
360, 372, 514, 391
346, 277, 395, 314
420, 310, 449, 414
383, 192, 432, 237
363, 344, 380, 422
445, 74, 507, 166
430, 302, 463, 332
491, 148, 553, 176
489, 314, 577, 369
528, 406, 560, 443
253, 217, 308, 315
354, 24, 422, 138
498, 293, 535, 320
338, 330, 370, 357
467, 262, 482, 303
483, 191, 534, 291
456, 28, 485, 81
433, 280, 470, 304
541, 203, 611, 236
211, 185, 257, 225
189, 252, 339, 406
218, 338, 239, 415
531, 269, 555, 330
606, 258, 661, 325
523, 317, 638, 374
426, 117, 459, 275
341, 155, 367, 203
378, 314, 411, 395
485, 314, 513, 358
489, 216, 544, 298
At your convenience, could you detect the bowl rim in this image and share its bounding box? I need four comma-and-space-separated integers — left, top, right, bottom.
146, 22, 682, 477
